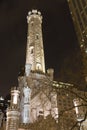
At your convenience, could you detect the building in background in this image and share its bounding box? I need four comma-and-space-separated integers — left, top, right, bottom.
67, 0, 87, 82
0, 96, 10, 129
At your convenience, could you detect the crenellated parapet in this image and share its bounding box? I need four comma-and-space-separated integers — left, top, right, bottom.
6, 107, 20, 119
11, 87, 20, 109
27, 9, 42, 23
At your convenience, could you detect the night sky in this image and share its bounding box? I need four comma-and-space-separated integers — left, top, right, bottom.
0, 0, 82, 97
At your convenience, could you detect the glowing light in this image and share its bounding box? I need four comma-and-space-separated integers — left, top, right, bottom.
80, 44, 83, 48
13, 94, 17, 104
82, 39, 84, 42
0, 96, 4, 101
73, 99, 80, 114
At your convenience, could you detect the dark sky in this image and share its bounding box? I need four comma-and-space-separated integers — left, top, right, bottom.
0, 0, 81, 97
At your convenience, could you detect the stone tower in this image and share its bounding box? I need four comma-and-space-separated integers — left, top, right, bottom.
6, 87, 20, 130
18, 10, 55, 125
26, 10, 45, 73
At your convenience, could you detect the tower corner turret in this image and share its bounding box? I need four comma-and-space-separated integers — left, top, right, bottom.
6, 86, 20, 130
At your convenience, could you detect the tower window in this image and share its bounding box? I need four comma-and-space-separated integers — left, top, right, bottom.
30, 46, 34, 54
13, 94, 17, 104
36, 34, 39, 39
36, 63, 41, 70
30, 48, 33, 54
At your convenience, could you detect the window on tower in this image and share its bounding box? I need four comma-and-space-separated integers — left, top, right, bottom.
30, 46, 34, 54
36, 63, 41, 70
31, 48, 33, 54
36, 34, 39, 39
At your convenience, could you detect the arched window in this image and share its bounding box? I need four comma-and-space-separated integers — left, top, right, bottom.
36, 63, 41, 70
31, 48, 33, 54
36, 34, 39, 39
30, 46, 34, 54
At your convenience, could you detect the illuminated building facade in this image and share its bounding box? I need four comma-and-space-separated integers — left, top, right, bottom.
4, 9, 58, 130
4, 9, 87, 130
67, 0, 87, 81
18, 10, 58, 127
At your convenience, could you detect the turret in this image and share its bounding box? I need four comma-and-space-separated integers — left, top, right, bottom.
6, 87, 20, 130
